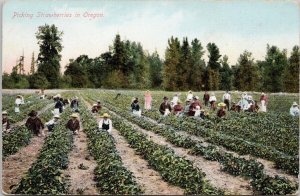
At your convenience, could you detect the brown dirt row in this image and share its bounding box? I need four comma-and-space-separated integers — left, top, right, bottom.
83, 97, 184, 195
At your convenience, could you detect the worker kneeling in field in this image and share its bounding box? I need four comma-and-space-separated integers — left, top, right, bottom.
45, 114, 60, 132
173, 100, 183, 116
66, 113, 80, 135
25, 110, 44, 137
98, 113, 112, 133
2, 111, 11, 132
131, 99, 141, 116
159, 96, 172, 116
217, 102, 226, 118
92, 104, 99, 113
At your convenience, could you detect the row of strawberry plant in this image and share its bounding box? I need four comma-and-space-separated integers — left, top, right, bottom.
2, 104, 54, 159
142, 110, 299, 176
93, 98, 298, 195
78, 99, 143, 194
80, 95, 224, 195
100, 91, 297, 157
13, 106, 73, 195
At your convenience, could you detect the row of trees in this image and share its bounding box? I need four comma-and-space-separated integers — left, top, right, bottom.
2, 24, 299, 92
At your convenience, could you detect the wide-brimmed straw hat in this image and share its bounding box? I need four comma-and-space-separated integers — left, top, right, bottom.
54, 114, 60, 118
293, 102, 298, 106
70, 113, 79, 118
93, 104, 97, 106
101, 113, 110, 118
2, 111, 8, 115
218, 102, 226, 107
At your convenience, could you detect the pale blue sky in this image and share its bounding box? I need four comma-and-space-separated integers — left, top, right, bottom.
2, 0, 299, 73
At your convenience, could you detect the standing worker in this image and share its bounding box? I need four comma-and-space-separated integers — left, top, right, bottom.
144, 90, 152, 110
203, 91, 210, 107
209, 92, 217, 111
260, 92, 268, 112
223, 91, 231, 111
15, 95, 22, 113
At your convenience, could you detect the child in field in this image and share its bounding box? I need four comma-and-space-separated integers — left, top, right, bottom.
186, 90, 193, 101
260, 92, 268, 112
203, 91, 210, 107
92, 104, 99, 113
15, 95, 22, 113
209, 93, 217, 111
173, 100, 183, 116
96, 100, 102, 110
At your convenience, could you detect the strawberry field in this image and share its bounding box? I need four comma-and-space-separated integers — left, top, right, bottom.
2, 89, 299, 195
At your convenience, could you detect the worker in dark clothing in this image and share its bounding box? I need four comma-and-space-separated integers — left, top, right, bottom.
25, 110, 44, 136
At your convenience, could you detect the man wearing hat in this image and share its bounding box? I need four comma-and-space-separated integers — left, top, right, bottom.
25, 110, 44, 136
159, 97, 172, 115
92, 104, 99, 113
70, 97, 80, 112
66, 113, 80, 135
45, 114, 60, 132
2, 111, 10, 132
217, 103, 226, 118
290, 102, 300, 117
99, 113, 112, 133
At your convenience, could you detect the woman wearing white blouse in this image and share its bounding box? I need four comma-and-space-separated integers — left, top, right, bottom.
98, 113, 112, 133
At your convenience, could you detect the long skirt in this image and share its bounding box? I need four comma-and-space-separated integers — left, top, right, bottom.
144, 97, 152, 110
260, 100, 267, 112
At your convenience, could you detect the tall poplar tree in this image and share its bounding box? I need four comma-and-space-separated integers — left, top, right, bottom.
283, 45, 299, 92
36, 24, 63, 88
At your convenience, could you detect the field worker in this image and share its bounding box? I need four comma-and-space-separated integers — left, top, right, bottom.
63, 98, 70, 105
184, 99, 191, 116
71, 97, 79, 112
20, 95, 25, 104
290, 102, 300, 117
144, 90, 152, 110
239, 94, 249, 111
25, 110, 44, 136
200, 109, 209, 119
187, 90, 193, 101
66, 113, 80, 135
173, 100, 183, 116
96, 100, 102, 110
189, 96, 201, 116
15, 95, 22, 113
54, 97, 64, 114
230, 102, 238, 112
45, 114, 60, 132
260, 93, 268, 112
99, 113, 112, 133
2, 111, 10, 132
209, 92, 217, 111
223, 91, 231, 111
131, 99, 141, 116
171, 93, 180, 106
159, 96, 172, 116
217, 103, 226, 118
203, 91, 210, 107
92, 104, 99, 113
194, 105, 201, 117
